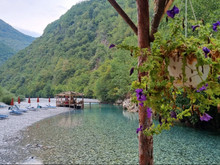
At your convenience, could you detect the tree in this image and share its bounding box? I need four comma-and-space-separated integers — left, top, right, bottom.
108, 0, 174, 164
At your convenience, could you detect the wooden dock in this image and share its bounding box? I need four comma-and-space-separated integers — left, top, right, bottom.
56, 91, 84, 109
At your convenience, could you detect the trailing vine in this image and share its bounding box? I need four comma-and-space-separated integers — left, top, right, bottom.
110, 6, 220, 136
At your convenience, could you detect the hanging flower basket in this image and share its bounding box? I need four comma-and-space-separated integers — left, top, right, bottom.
111, 5, 220, 136
159, 30, 220, 88
168, 57, 210, 87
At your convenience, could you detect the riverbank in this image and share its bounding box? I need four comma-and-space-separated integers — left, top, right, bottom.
0, 99, 68, 145
0, 98, 101, 142
0, 98, 99, 164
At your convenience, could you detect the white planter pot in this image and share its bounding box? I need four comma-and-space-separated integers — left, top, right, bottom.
168, 58, 210, 87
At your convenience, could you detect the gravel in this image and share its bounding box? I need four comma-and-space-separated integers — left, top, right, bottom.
0, 98, 100, 164
0, 98, 71, 147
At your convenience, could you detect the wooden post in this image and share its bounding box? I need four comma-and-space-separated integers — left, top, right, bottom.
69, 94, 70, 108
61, 97, 62, 107
185, 0, 187, 37
107, 0, 138, 35
107, 1, 174, 164
82, 94, 84, 109
74, 94, 75, 109
56, 96, 57, 107
136, 0, 153, 164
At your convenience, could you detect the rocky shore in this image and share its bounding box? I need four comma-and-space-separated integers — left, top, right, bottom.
122, 98, 138, 113
0, 98, 73, 164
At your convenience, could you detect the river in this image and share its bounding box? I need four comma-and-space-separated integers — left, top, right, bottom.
3, 104, 220, 164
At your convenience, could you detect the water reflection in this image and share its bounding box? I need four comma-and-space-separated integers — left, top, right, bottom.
58, 111, 83, 128
3, 104, 220, 164
15, 105, 139, 164
122, 110, 139, 121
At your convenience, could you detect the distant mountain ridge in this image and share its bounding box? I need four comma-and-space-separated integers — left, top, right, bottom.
0, 19, 35, 65
0, 0, 138, 101
0, 0, 219, 102
15, 27, 41, 38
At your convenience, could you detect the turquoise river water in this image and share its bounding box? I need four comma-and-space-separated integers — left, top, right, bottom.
5, 104, 220, 164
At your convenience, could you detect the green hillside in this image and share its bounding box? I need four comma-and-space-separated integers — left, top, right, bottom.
0, 0, 219, 102
0, 42, 16, 66
0, 0, 138, 102
0, 19, 35, 65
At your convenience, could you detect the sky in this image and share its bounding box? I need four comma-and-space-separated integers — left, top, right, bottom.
0, 0, 84, 37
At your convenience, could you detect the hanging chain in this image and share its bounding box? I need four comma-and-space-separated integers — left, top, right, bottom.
189, 0, 197, 22
185, 0, 187, 37
179, 0, 197, 22
178, 0, 184, 14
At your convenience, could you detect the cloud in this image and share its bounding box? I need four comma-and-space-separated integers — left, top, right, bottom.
57, 5, 68, 10
0, 0, 81, 36
15, 27, 41, 38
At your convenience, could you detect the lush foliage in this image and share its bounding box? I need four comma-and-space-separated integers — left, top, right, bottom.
0, 42, 15, 66
0, 19, 35, 66
0, 86, 25, 105
115, 5, 220, 135
0, 0, 138, 102
175, 87, 220, 131
0, 0, 220, 104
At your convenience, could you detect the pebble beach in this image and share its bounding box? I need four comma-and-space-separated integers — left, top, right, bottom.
0, 98, 72, 164
0, 98, 100, 164
0, 98, 70, 141
1, 99, 220, 164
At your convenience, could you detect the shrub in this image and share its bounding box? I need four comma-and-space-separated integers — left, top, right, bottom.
1, 95, 14, 105
18, 95, 26, 102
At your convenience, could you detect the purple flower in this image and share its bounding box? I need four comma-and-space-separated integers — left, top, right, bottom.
167, 5, 179, 18
147, 107, 152, 118
200, 86, 206, 91
200, 113, 213, 121
202, 47, 210, 58
138, 95, 147, 102
218, 76, 220, 80
171, 111, 177, 119
191, 25, 200, 32
165, 119, 168, 124
213, 21, 220, 27
135, 88, 143, 94
139, 102, 144, 107
136, 125, 143, 133
213, 26, 218, 31
135, 89, 147, 102
109, 44, 115, 49
159, 115, 162, 125
130, 67, 134, 76
197, 84, 208, 92
213, 21, 220, 31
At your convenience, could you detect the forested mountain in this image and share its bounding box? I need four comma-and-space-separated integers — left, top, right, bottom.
0, 0, 139, 101
0, 19, 35, 65
0, 0, 219, 102
0, 42, 16, 65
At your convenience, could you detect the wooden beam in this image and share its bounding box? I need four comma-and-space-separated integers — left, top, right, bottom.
164, 0, 175, 18
82, 95, 84, 109
150, 0, 175, 42
108, 0, 138, 35
150, 0, 167, 42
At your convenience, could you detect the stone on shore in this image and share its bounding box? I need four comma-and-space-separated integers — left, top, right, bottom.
122, 98, 138, 113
